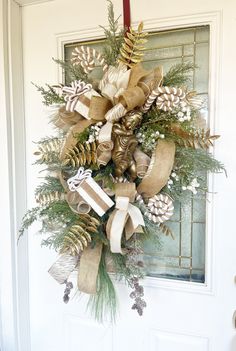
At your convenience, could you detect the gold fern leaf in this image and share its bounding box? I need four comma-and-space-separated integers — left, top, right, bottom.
62, 141, 97, 168
170, 124, 220, 149
119, 22, 148, 68
35, 191, 65, 206
60, 215, 100, 255
34, 138, 62, 164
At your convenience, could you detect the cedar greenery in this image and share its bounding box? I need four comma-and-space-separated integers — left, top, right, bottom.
32, 82, 64, 106
100, 0, 125, 66
52, 58, 89, 84
163, 62, 196, 86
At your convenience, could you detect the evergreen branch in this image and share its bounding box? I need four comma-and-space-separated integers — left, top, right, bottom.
100, 0, 125, 65
18, 206, 41, 239
88, 247, 117, 323
52, 58, 89, 83
35, 176, 65, 196
163, 62, 196, 86
175, 147, 225, 175
32, 82, 64, 106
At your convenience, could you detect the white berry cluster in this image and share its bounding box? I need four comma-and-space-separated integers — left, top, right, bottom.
176, 106, 191, 122
136, 130, 165, 152
86, 122, 103, 143
167, 170, 180, 189
182, 178, 200, 195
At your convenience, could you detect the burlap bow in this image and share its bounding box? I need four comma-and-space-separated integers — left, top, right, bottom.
97, 64, 163, 165
106, 183, 144, 254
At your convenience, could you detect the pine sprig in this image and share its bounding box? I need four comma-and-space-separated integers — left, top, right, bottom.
35, 176, 64, 196
100, 0, 125, 66
52, 58, 89, 83
175, 147, 225, 174
119, 22, 147, 68
18, 207, 41, 239
88, 247, 117, 323
163, 62, 196, 86
32, 82, 64, 106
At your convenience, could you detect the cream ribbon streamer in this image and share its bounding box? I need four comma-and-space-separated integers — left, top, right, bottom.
106, 183, 144, 254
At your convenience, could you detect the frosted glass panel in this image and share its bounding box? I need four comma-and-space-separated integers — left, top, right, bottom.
64, 25, 210, 283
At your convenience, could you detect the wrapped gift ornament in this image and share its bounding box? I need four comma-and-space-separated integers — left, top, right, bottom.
67, 167, 114, 217
62, 80, 101, 119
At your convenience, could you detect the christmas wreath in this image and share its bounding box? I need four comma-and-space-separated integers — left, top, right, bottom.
20, 1, 224, 322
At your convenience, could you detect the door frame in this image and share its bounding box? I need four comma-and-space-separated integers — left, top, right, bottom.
0, 2, 222, 350
0, 1, 30, 350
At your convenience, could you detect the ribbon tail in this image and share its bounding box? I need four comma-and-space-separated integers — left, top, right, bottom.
125, 203, 145, 240
106, 209, 128, 254
77, 243, 103, 294
48, 254, 79, 284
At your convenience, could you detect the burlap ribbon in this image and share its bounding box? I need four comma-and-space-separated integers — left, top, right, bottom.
137, 140, 176, 197
106, 183, 144, 254
78, 243, 103, 294
133, 148, 151, 178
48, 254, 79, 284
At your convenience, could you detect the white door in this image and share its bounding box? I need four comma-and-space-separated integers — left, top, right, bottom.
17, 0, 236, 350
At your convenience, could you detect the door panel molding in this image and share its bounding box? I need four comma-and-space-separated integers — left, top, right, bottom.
148, 328, 209, 351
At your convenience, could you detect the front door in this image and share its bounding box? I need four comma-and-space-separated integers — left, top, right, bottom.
20, 0, 235, 350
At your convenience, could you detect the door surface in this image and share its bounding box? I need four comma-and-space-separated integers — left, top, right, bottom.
21, 0, 236, 350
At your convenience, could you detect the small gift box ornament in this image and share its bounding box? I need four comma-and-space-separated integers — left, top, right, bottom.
62, 80, 101, 119
67, 167, 114, 217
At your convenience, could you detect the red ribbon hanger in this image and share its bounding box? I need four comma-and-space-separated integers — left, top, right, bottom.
123, 0, 131, 31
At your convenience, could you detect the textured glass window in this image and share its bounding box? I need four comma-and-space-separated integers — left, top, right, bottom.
64, 26, 209, 284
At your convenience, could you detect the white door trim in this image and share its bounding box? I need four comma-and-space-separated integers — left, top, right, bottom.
0, 1, 30, 350
55, 11, 222, 295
